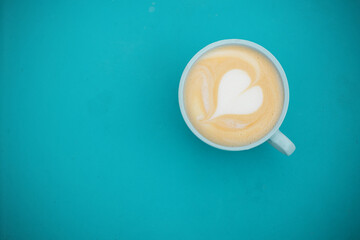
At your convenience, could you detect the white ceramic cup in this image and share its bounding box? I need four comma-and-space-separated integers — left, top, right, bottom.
178, 39, 295, 156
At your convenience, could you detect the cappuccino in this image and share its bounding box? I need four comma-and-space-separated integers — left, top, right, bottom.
183, 45, 284, 147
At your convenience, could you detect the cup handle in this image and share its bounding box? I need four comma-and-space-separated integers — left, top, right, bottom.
267, 130, 295, 156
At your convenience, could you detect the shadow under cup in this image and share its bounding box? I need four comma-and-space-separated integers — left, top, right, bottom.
178, 39, 296, 156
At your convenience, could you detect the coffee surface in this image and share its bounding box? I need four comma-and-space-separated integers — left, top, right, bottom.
183, 45, 284, 147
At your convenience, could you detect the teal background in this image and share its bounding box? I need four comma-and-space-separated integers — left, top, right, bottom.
1, 0, 360, 239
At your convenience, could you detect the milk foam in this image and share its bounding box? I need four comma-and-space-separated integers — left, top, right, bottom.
183, 45, 283, 147
210, 69, 263, 119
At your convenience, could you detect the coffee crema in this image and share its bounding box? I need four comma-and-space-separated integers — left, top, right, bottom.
183, 45, 284, 147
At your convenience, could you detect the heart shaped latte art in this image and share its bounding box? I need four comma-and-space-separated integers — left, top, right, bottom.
210, 69, 263, 120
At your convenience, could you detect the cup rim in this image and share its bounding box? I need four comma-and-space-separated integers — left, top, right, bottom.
178, 39, 289, 151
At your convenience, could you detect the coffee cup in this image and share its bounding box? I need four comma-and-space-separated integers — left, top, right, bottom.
178, 39, 295, 156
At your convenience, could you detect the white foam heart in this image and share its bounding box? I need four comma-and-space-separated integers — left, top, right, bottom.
210, 69, 263, 119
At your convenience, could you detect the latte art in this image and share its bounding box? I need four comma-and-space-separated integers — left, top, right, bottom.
184, 45, 284, 147
210, 69, 263, 120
